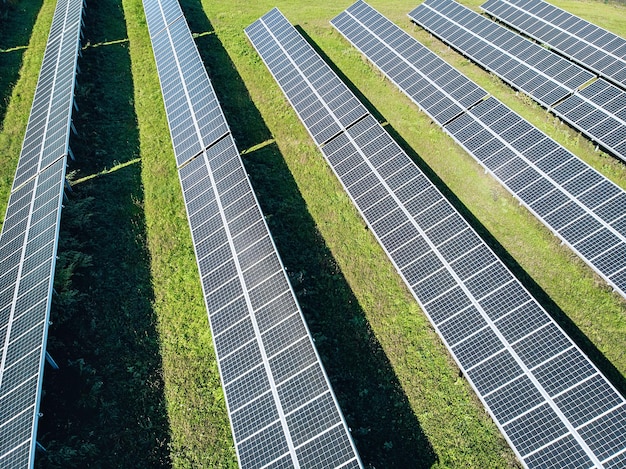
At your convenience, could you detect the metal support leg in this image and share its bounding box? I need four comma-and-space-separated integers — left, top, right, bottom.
45, 352, 59, 370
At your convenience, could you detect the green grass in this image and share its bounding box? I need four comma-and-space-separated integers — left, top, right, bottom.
0, 0, 44, 123
121, 0, 237, 466
1, 0, 625, 467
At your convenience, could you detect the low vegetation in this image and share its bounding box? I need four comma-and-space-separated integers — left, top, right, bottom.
0, 0, 623, 467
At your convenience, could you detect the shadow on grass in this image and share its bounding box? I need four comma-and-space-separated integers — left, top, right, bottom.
37, 0, 170, 468
298, 28, 626, 397
179, 1, 438, 467
0, 0, 44, 124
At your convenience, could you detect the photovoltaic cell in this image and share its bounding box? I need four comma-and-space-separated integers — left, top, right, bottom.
334, 0, 626, 301
0, 0, 83, 466
143, 1, 362, 467
331, 3, 623, 467
409, 0, 626, 164
481, 0, 626, 91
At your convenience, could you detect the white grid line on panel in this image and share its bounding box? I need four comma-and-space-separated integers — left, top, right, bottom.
574, 402, 626, 431
520, 431, 572, 460
529, 345, 575, 372
294, 421, 344, 451
603, 445, 626, 465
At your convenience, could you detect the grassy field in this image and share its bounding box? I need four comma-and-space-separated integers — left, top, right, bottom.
0, 0, 624, 467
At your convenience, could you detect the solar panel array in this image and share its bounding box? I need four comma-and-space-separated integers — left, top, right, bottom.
481, 0, 626, 91
0, 0, 83, 467
144, 1, 363, 467
409, 0, 593, 107
250, 5, 626, 468
409, 0, 626, 164
333, 0, 626, 301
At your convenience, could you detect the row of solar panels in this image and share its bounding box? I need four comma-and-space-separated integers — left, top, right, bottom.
410, 0, 626, 165
247, 2, 626, 467
0, 0, 84, 467
327, 0, 626, 306
83, 1, 626, 468
143, 0, 363, 467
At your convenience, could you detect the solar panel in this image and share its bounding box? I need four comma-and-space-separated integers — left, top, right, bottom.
333, 0, 626, 301
332, 5, 487, 126
409, 0, 593, 107
0, 0, 83, 466
409, 0, 626, 164
143, 1, 362, 467
553, 80, 626, 163
316, 4, 621, 467
481, 0, 626, 91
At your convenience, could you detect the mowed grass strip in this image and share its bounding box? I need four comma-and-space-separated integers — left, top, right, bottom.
0, 0, 44, 123
36, 0, 172, 466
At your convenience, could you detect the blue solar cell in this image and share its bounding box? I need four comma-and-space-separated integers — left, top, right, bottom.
485, 375, 545, 423
524, 435, 593, 469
